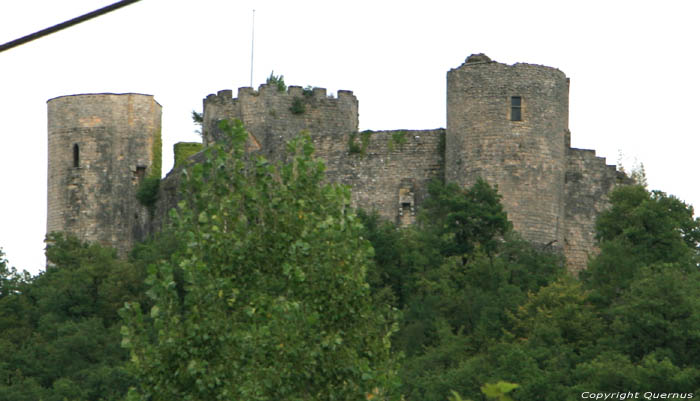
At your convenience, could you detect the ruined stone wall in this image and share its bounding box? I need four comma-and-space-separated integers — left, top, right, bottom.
152, 129, 444, 232
446, 56, 569, 248
314, 129, 444, 224
564, 147, 622, 273
201, 86, 443, 225
47, 93, 161, 255
149, 149, 211, 236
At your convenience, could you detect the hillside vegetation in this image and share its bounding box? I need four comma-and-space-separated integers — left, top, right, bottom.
1, 121, 699, 400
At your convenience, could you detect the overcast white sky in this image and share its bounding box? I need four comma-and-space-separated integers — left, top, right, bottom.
1, 0, 698, 275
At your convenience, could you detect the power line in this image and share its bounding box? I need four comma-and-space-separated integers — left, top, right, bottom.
0, 0, 142, 54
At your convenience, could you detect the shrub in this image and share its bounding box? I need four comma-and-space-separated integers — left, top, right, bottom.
266, 71, 286, 92
135, 176, 160, 209
290, 97, 306, 114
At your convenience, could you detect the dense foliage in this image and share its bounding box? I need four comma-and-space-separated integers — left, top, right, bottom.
135, 176, 161, 210
2, 124, 700, 400
357, 183, 700, 400
121, 120, 400, 401
0, 235, 154, 401
359, 180, 567, 400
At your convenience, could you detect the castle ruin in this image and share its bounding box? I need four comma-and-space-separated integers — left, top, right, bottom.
47, 54, 624, 273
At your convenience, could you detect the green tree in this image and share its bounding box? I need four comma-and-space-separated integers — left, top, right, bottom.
0, 235, 149, 401
583, 185, 700, 304
573, 352, 700, 392
420, 179, 511, 260
121, 120, 400, 401
400, 278, 592, 401
594, 185, 700, 263
371, 179, 563, 401
606, 266, 700, 366
358, 210, 429, 310
0, 249, 30, 302
191, 110, 203, 137
449, 381, 520, 401
366, 181, 700, 400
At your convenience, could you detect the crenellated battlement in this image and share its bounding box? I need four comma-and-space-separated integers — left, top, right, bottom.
204, 85, 356, 105
202, 83, 358, 150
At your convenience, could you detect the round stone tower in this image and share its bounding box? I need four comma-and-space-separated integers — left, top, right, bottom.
47, 93, 162, 255
446, 54, 569, 247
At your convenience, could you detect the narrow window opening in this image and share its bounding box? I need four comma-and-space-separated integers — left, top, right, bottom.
73, 144, 80, 168
511, 96, 522, 121
135, 166, 146, 183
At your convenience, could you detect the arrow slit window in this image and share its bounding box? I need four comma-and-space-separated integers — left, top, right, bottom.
73, 144, 80, 168
511, 96, 522, 121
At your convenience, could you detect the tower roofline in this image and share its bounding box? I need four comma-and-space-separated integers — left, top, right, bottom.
450, 53, 567, 77
47, 93, 161, 107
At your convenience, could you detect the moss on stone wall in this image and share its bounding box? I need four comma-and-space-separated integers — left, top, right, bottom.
360, 130, 372, 151
348, 130, 373, 156
151, 128, 162, 179
348, 132, 362, 154
388, 130, 407, 151
174, 142, 204, 168
137, 127, 163, 212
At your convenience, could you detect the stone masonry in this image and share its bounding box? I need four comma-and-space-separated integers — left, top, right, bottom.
47, 55, 625, 273
47, 93, 161, 256
447, 57, 569, 249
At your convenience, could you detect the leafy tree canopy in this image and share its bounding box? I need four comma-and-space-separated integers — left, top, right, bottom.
595, 185, 700, 264
419, 179, 512, 260
583, 184, 700, 303
0, 234, 149, 401
121, 120, 400, 401
359, 179, 564, 401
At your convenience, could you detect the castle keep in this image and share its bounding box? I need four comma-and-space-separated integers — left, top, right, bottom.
47, 55, 623, 272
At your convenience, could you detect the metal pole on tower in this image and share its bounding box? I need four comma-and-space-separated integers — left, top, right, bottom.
250, 9, 255, 87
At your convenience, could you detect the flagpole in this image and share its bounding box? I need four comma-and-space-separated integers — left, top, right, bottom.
250, 9, 255, 87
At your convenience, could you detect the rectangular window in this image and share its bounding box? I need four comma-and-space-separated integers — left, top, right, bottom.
135, 166, 146, 182
73, 144, 80, 168
511, 96, 522, 121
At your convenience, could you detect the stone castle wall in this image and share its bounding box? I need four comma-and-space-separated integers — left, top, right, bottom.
47, 94, 161, 255
315, 129, 444, 225
48, 55, 626, 273
202, 85, 444, 225
564, 146, 624, 273
152, 128, 444, 232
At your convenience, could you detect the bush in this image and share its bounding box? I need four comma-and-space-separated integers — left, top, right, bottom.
266, 71, 286, 92
135, 176, 160, 208
290, 97, 306, 114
